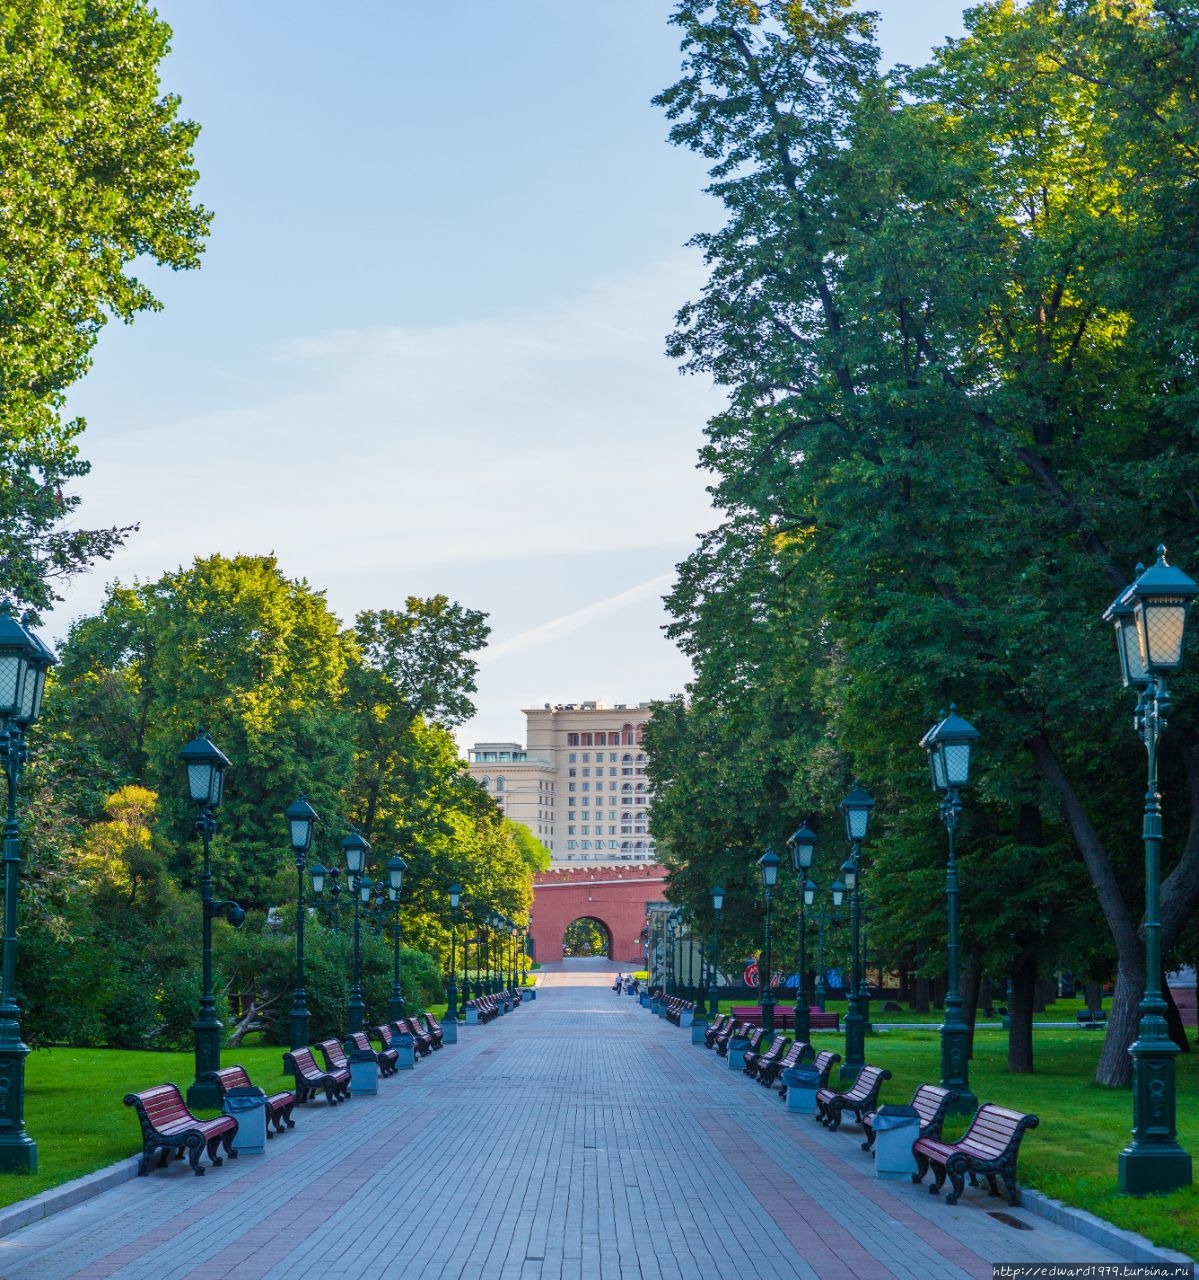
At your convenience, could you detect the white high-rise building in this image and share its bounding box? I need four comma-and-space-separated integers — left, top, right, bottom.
466, 702, 658, 866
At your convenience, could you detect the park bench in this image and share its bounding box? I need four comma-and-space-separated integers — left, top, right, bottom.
419, 1012, 445, 1048
704, 1014, 733, 1048
759, 1039, 812, 1088
730, 1004, 840, 1032
1076, 1009, 1107, 1028
666, 997, 694, 1025
862, 1083, 958, 1153
913, 1103, 1040, 1206
346, 1030, 398, 1076
744, 1034, 787, 1079
395, 1017, 434, 1055
203, 1064, 296, 1135
466, 995, 498, 1023
283, 1045, 350, 1105
715, 1020, 753, 1057
124, 1083, 238, 1177
778, 1047, 840, 1098
816, 1063, 892, 1131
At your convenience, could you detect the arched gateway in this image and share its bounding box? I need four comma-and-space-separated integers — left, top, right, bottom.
530, 864, 666, 965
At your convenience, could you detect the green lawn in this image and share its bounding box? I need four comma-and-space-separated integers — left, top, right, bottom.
7, 1025, 1198, 1258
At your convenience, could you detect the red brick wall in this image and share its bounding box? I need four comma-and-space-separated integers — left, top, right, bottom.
531, 865, 667, 965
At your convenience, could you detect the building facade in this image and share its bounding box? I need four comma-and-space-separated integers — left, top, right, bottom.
467, 702, 658, 866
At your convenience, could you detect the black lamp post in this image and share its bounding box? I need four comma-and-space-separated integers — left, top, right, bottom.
341, 830, 370, 1033
0, 603, 56, 1170
385, 855, 407, 1020
708, 884, 724, 1020
1103, 546, 1196, 1195
839, 782, 874, 1083
920, 707, 980, 1116
179, 729, 243, 1110
757, 847, 780, 1035
447, 883, 461, 1020
284, 795, 319, 1051
787, 821, 817, 1042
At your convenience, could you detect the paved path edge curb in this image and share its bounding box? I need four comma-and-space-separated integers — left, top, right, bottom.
1022, 1188, 1195, 1265
0, 1155, 141, 1239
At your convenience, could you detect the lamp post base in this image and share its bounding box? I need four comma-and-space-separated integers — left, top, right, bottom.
938, 1019, 977, 1116
347, 997, 365, 1035
388, 995, 406, 1022
1119, 1145, 1192, 1196
840, 1009, 866, 1083
187, 1018, 223, 1111
0, 1040, 35, 1170
289, 1006, 310, 1053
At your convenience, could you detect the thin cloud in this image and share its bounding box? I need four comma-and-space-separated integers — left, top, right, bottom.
479, 573, 675, 666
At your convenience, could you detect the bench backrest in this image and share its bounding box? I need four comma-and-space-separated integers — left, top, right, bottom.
207, 1065, 252, 1095
347, 1031, 373, 1053
759, 1035, 788, 1063
910, 1083, 958, 1128
745, 1027, 768, 1054
813, 1049, 841, 1086
286, 1047, 325, 1080
778, 1041, 811, 1070
124, 1083, 191, 1129
317, 1038, 349, 1069
843, 1064, 890, 1102
422, 1013, 442, 1034
959, 1104, 1040, 1158
373, 1024, 394, 1047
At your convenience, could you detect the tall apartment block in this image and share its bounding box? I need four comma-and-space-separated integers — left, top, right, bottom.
465, 702, 657, 866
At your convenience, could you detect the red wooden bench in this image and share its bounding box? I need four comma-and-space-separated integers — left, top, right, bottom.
282, 1045, 350, 1105
346, 1030, 398, 1076
204, 1064, 296, 1135
395, 1017, 434, 1056
776, 1046, 840, 1098
124, 1083, 238, 1176
759, 1039, 812, 1088
419, 1012, 445, 1048
862, 1083, 957, 1153
730, 1004, 840, 1031
816, 1064, 891, 1131
913, 1103, 1040, 1206
744, 1034, 787, 1079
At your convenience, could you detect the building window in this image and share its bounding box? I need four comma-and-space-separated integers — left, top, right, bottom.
480, 776, 490, 790
569, 768, 576, 777
569, 798, 576, 807
569, 752, 577, 762
582, 825, 589, 835
595, 732, 607, 746
582, 767, 590, 777
568, 825, 576, 835
567, 733, 579, 746
567, 840, 578, 850
496, 776, 505, 792
582, 782, 589, 791
581, 733, 592, 746
582, 840, 591, 849
568, 783, 576, 792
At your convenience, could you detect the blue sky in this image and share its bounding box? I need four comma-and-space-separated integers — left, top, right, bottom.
55, 1, 969, 748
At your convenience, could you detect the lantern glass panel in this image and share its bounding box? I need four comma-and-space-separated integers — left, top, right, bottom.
360, 877, 373, 903
187, 761, 216, 805
832, 880, 845, 907
388, 857, 406, 891
930, 746, 948, 791
18, 665, 38, 722
1116, 614, 1149, 686
803, 880, 815, 907
289, 818, 313, 854
711, 885, 725, 912
844, 805, 869, 842
841, 857, 857, 891
1137, 600, 1189, 671
450, 883, 462, 909
310, 863, 327, 894
0, 655, 22, 717
943, 741, 972, 786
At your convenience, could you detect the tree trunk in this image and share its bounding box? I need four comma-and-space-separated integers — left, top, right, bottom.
961, 952, 982, 1059
913, 974, 930, 1014
227, 996, 275, 1047
1084, 981, 1103, 1012
980, 974, 993, 1016
1097, 960, 1143, 1086
1007, 947, 1037, 1073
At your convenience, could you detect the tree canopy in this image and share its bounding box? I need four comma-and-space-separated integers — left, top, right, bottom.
649, 0, 1199, 1082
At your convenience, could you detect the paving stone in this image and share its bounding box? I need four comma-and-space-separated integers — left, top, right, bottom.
0, 963, 1145, 1280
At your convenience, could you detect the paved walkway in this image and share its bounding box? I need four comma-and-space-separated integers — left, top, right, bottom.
1, 962, 1131, 1280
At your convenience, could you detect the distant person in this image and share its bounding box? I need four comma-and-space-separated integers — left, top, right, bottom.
613, 973, 623, 992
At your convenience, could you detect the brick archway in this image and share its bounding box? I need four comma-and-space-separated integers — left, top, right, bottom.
531, 864, 667, 965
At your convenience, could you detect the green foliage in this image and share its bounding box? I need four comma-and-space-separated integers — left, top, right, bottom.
651, 0, 1199, 1084
0, 0, 210, 607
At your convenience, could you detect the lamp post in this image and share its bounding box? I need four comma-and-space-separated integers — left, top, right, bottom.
447, 884, 461, 1020
920, 707, 980, 1116
708, 884, 724, 1021
284, 795, 319, 1051
179, 730, 243, 1110
839, 782, 874, 1083
341, 830, 370, 1033
1103, 547, 1196, 1195
385, 855, 407, 1020
757, 847, 780, 1035
0, 604, 56, 1169
787, 821, 817, 1042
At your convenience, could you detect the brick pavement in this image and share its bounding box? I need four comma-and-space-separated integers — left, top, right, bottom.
0, 963, 1133, 1280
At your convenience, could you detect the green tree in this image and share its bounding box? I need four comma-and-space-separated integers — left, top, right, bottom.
654, 0, 1199, 1083
0, 0, 210, 607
